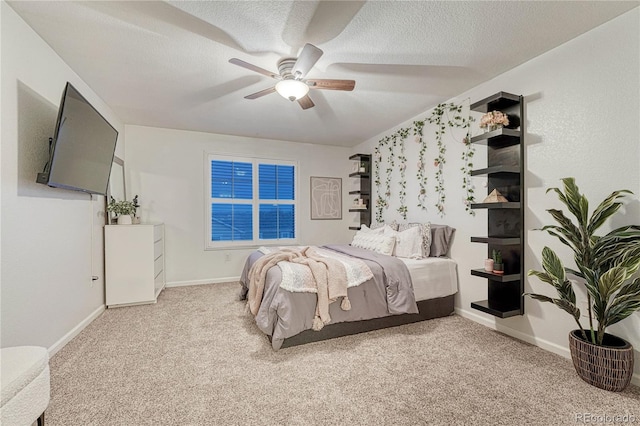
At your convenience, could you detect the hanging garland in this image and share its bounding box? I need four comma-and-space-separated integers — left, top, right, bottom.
374, 136, 393, 222
413, 120, 428, 210
426, 105, 448, 216
374, 101, 474, 222
373, 144, 383, 222
460, 127, 476, 215
396, 128, 409, 219
374, 129, 409, 222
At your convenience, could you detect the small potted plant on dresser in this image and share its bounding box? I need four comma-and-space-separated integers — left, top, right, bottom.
107, 197, 137, 225
525, 178, 640, 392
492, 249, 504, 275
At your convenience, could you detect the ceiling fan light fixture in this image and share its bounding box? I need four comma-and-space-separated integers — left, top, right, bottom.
275, 79, 309, 101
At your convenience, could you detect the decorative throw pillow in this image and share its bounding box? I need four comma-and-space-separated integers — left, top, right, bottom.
393, 226, 423, 259
351, 231, 395, 256
375, 234, 396, 256
371, 222, 399, 231
382, 224, 397, 236
359, 224, 373, 233
398, 222, 431, 258
368, 224, 387, 235
429, 224, 455, 257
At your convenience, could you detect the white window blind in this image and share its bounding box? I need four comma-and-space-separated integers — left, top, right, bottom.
205, 154, 297, 248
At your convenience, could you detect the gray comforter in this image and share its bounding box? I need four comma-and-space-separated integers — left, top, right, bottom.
239, 244, 418, 350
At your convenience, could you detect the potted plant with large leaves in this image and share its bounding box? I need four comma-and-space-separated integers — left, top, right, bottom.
525, 178, 640, 391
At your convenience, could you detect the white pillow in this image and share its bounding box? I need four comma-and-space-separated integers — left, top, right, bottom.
359, 224, 372, 233
381, 224, 397, 236
398, 222, 431, 258
351, 231, 396, 256
393, 226, 423, 259
357, 224, 383, 234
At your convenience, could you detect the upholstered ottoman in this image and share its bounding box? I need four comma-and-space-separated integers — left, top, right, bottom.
0, 346, 50, 426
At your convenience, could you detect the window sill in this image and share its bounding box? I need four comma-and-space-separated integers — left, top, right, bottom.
205, 240, 299, 251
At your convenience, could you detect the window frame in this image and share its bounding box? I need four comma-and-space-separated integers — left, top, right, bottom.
204, 153, 298, 250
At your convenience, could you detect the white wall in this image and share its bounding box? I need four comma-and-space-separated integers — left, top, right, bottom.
124, 125, 352, 285
1, 3, 124, 352
353, 9, 640, 378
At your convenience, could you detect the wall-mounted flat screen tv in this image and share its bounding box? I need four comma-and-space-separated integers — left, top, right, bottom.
36, 82, 118, 195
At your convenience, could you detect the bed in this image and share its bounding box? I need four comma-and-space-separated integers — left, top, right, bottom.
239, 224, 458, 349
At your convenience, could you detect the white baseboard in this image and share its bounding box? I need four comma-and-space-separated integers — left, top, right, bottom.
166, 277, 241, 288
48, 304, 105, 357
455, 307, 640, 387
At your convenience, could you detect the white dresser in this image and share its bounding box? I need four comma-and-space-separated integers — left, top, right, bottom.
105, 223, 165, 308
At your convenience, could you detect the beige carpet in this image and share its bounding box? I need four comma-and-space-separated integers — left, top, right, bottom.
48, 283, 639, 425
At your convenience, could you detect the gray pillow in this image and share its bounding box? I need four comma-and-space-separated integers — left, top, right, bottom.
429, 224, 455, 257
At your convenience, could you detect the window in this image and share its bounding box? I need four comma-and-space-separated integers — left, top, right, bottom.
206, 154, 297, 248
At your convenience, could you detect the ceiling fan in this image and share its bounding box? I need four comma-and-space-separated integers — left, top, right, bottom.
229, 43, 355, 110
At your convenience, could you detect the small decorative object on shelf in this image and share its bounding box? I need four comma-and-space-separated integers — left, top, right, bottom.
482, 189, 508, 203
484, 258, 494, 272
352, 199, 365, 209
480, 110, 509, 132
492, 249, 504, 275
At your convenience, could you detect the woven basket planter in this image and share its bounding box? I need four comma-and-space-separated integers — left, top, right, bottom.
569, 330, 634, 392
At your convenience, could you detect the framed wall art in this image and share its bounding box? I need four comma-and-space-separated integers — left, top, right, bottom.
310, 176, 342, 220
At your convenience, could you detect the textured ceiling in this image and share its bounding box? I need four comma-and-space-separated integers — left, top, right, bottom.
8, 1, 638, 147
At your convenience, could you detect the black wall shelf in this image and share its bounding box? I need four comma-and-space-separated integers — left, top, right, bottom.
471, 269, 521, 282
470, 92, 525, 318
470, 165, 520, 176
471, 300, 522, 319
471, 129, 521, 148
470, 237, 521, 245
470, 202, 521, 209
470, 92, 520, 113
348, 153, 372, 230
349, 172, 370, 178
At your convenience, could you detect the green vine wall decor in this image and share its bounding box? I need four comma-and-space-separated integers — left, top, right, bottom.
413, 120, 428, 210
461, 129, 476, 215
374, 130, 409, 222
373, 100, 474, 222
425, 102, 474, 216
396, 128, 409, 218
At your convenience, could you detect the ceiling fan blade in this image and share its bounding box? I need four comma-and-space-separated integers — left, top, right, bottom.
292, 44, 323, 78
244, 87, 277, 99
297, 95, 315, 110
307, 79, 355, 91
229, 58, 279, 79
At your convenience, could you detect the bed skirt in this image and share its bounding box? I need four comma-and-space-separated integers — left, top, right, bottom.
277, 294, 455, 349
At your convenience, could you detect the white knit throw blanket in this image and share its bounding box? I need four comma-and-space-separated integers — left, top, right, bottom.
258, 246, 373, 292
